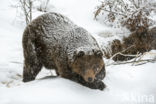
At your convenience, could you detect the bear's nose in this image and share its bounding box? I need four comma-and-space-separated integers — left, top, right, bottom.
88, 77, 93, 82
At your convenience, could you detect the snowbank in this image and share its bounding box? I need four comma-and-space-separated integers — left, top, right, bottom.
0, 0, 156, 104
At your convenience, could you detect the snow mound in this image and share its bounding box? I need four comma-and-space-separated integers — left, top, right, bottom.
0, 0, 156, 104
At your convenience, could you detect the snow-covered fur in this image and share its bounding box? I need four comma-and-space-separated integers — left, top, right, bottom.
22, 12, 106, 90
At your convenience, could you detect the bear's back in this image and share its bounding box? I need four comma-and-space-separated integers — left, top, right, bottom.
23, 12, 100, 68
29, 12, 77, 38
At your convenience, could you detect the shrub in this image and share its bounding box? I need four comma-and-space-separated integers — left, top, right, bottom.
94, 0, 156, 31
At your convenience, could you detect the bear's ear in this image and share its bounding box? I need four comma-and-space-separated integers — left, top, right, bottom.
77, 51, 85, 57
95, 50, 103, 57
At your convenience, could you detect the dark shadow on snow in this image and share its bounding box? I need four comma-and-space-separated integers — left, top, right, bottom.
38, 75, 58, 80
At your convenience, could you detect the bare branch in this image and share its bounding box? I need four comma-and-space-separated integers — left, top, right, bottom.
101, 8, 127, 17
110, 45, 135, 60
106, 58, 156, 66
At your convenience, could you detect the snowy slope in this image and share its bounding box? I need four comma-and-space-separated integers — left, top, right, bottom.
0, 0, 156, 104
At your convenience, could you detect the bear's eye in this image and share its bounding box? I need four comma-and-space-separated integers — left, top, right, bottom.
96, 68, 99, 72
93, 66, 99, 73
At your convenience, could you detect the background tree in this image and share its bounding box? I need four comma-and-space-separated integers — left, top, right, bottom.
19, 0, 33, 25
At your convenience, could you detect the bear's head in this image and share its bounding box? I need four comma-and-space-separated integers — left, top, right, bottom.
70, 49, 104, 83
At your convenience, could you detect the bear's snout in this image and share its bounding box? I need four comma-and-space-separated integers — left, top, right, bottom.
84, 76, 95, 83
83, 69, 95, 83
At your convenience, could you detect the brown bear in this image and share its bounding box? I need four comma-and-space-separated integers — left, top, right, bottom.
148, 27, 156, 49
22, 12, 106, 90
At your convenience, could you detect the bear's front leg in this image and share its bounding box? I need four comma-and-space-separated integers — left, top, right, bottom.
62, 72, 106, 90
23, 59, 42, 82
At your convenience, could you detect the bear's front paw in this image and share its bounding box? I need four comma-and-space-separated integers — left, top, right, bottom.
86, 80, 106, 90
96, 81, 106, 90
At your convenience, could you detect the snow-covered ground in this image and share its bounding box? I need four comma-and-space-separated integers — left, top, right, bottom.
0, 0, 156, 104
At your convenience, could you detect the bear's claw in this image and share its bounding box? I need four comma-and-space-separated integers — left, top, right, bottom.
97, 81, 106, 90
